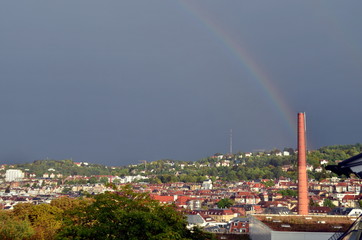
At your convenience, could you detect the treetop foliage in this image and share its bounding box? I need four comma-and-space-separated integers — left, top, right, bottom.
0, 186, 215, 240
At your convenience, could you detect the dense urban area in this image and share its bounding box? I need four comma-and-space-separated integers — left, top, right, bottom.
1, 143, 362, 239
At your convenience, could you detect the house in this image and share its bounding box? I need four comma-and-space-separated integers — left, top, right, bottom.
245, 152, 252, 157
283, 151, 290, 156
309, 206, 332, 215
150, 194, 175, 204
227, 217, 249, 233
335, 182, 348, 193
221, 160, 231, 167
306, 164, 314, 171
201, 179, 213, 190
250, 183, 265, 192
215, 160, 231, 167
347, 184, 361, 193
329, 207, 362, 216
192, 209, 237, 222
230, 206, 246, 216
213, 154, 224, 160
231, 204, 261, 215
175, 196, 193, 208
186, 213, 208, 229
233, 192, 259, 204
263, 206, 291, 215
281, 165, 293, 172
186, 199, 203, 210
341, 195, 361, 208
320, 159, 329, 165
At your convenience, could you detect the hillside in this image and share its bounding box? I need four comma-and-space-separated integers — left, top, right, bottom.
3, 143, 362, 183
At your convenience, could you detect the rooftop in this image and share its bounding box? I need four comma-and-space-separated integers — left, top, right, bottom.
253, 214, 354, 232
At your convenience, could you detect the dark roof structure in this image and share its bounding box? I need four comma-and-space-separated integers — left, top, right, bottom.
326, 153, 362, 178
325, 153, 362, 239
263, 207, 291, 215
329, 207, 355, 216
332, 215, 362, 240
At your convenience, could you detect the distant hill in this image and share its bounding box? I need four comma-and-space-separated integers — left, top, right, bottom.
8, 159, 127, 178
2, 143, 361, 183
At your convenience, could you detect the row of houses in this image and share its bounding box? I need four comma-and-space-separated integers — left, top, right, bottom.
138, 177, 362, 215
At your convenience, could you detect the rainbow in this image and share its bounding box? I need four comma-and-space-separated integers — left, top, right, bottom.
177, 1, 297, 141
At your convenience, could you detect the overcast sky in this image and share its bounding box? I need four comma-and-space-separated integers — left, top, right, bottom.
1, 1, 361, 166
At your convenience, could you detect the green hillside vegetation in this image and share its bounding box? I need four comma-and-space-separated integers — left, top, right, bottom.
147, 144, 362, 183
10, 159, 129, 178
6, 143, 362, 183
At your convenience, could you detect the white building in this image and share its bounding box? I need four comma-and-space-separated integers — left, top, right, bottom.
245, 152, 252, 157
320, 159, 329, 165
5, 169, 24, 182
120, 175, 148, 183
202, 179, 213, 190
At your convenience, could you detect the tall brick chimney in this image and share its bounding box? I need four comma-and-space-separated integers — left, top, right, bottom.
297, 112, 309, 215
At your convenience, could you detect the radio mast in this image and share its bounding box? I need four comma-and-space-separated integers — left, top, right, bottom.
229, 129, 233, 155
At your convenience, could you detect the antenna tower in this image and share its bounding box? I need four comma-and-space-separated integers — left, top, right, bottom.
229, 129, 233, 154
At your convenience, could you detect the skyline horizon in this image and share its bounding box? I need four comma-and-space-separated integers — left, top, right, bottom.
4, 140, 361, 167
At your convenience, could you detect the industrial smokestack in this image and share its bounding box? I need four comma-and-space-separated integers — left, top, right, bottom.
297, 112, 309, 215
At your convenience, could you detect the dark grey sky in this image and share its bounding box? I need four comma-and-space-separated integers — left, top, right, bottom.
1, 1, 361, 166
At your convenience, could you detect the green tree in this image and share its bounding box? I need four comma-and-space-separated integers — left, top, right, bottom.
51, 196, 86, 211
13, 203, 63, 240
0, 210, 34, 240
57, 186, 215, 240
88, 176, 97, 184
149, 177, 162, 184
264, 180, 275, 188
217, 198, 234, 209
112, 178, 120, 184
277, 189, 297, 197
309, 198, 319, 207
323, 198, 337, 208
100, 177, 109, 184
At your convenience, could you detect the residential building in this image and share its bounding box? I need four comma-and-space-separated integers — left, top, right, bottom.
5, 169, 24, 182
